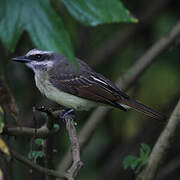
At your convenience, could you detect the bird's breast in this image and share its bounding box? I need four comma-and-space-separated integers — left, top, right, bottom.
34, 72, 97, 110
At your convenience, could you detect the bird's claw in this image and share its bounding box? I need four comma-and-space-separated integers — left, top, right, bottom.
60, 109, 75, 120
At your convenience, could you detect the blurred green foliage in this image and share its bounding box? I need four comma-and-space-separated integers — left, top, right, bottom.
35, 138, 44, 146
28, 150, 45, 163
122, 143, 151, 173
0, 0, 136, 65
61, 0, 137, 26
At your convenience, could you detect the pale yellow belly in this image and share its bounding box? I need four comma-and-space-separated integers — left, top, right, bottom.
34, 73, 97, 110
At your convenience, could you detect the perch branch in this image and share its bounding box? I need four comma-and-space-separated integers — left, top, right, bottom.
11, 110, 82, 180
136, 99, 180, 180
64, 116, 83, 180
58, 20, 180, 172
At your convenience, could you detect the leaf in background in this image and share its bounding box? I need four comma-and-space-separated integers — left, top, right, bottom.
0, 0, 76, 65
0, 0, 23, 51
0, 169, 3, 180
0, 106, 4, 134
61, 0, 138, 26
122, 143, 151, 173
0, 138, 10, 156
122, 155, 139, 169
53, 123, 60, 132
28, 150, 45, 163
35, 138, 44, 146
140, 143, 151, 157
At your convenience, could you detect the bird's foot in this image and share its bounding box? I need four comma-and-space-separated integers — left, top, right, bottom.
60, 108, 75, 120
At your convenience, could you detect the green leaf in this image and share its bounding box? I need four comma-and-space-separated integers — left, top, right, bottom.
41, 112, 48, 119
122, 155, 138, 169
122, 143, 151, 173
35, 138, 44, 146
0, 0, 76, 65
141, 143, 151, 154
28, 150, 45, 163
53, 123, 60, 131
140, 143, 151, 158
71, 120, 77, 126
0, 0, 23, 51
61, 0, 138, 26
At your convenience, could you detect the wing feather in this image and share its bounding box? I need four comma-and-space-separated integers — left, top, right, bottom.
49, 72, 127, 110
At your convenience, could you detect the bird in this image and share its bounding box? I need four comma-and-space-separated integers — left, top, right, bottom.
11, 49, 165, 120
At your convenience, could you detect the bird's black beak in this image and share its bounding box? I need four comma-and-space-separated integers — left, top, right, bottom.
11, 56, 31, 63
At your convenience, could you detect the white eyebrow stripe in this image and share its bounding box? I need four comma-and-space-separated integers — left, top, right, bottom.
26, 49, 52, 56
91, 76, 108, 86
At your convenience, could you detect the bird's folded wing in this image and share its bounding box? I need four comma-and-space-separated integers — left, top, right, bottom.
49, 73, 128, 110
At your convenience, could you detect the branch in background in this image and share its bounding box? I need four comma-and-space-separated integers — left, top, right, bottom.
3, 126, 57, 138
3, 109, 63, 138
136, 99, 180, 180
11, 150, 65, 179
116, 20, 180, 91
89, 0, 170, 67
0, 76, 19, 124
99, 93, 179, 180
58, 20, 180, 172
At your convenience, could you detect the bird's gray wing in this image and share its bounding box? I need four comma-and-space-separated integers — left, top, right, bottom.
49, 71, 129, 110
48, 58, 165, 120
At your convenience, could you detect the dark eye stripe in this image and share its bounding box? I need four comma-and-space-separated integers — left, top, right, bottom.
27, 54, 49, 61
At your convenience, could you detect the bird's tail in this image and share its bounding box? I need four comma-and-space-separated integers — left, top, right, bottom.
118, 98, 165, 120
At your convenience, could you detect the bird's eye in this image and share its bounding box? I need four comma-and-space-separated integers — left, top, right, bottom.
35, 54, 42, 60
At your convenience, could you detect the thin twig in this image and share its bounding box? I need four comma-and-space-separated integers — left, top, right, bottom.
117, 20, 180, 91
11, 150, 65, 179
136, 99, 180, 180
58, 20, 180, 172
3, 126, 56, 138
3, 109, 63, 138
89, 0, 170, 67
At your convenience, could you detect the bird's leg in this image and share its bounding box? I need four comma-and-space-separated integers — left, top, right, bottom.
60, 108, 75, 120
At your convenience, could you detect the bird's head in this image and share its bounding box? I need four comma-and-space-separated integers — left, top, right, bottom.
11, 49, 57, 72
